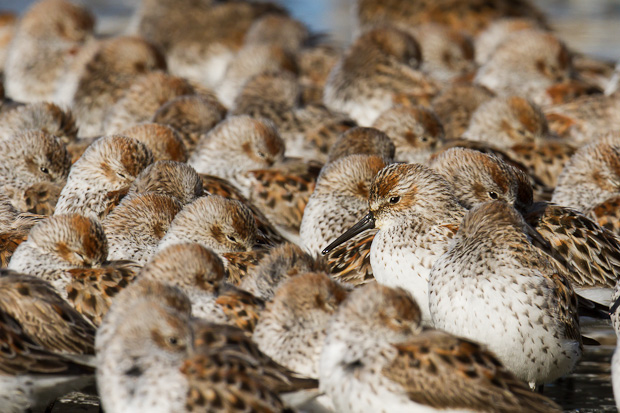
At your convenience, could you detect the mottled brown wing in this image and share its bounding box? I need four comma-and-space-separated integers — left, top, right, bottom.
245, 159, 322, 235
65, 260, 139, 326
215, 285, 265, 334
183, 353, 288, 413
201, 174, 286, 246
22, 181, 63, 216
0, 308, 93, 376
0, 213, 44, 267
201, 174, 248, 200
524, 202, 620, 288
587, 196, 620, 237
190, 320, 318, 394
222, 249, 268, 286
507, 141, 575, 188
0, 271, 95, 355
383, 330, 561, 413
544, 80, 602, 105
103, 187, 130, 218
0, 230, 28, 268
382, 63, 438, 104
305, 119, 355, 157
325, 230, 376, 286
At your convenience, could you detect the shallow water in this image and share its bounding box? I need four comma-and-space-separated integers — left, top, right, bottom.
546, 321, 617, 412
1, 0, 620, 411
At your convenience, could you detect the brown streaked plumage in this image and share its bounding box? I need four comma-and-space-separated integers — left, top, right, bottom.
158, 195, 258, 255
0, 130, 71, 213
553, 135, 620, 213
135, 0, 285, 89
230, 70, 300, 127
324, 26, 438, 126
326, 127, 395, 164
464, 95, 575, 187
410, 23, 476, 82
430, 201, 582, 387
241, 243, 329, 301
152, 94, 226, 154
103, 193, 183, 265
189, 319, 318, 394
121, 123, 188, 163
200, 173, 287, 247
320, 282, 560, 413
254, 272, 349, 378
189, 116, 285, 197
140, 243, 264, 334
7, 213, 139, 325
103, 72, 198, 135
0, 302, 94, 413
301, 155, 386, 286
54, 135, 153, 221
70, 36, 166, 137
126, 160, 204, 206
216, 43, 298, 107
279, 103, 356, 162
474, 17, 543, 65
355, 0, 547, 36
0, 270, 95, 355
221, 249, 269, 287
65, 260, 139, 326
431, 147, 620, 304
322, 163, 466, 324
4, 0, 95, 102
431, 83, 494, 139
475, 29, 574, 105
372, 105, 445, 164
0, 102, 78, 145
544, 93, 620, 145
0, 195, 44, 268
297, 43, 342, 105
244, 158, 322, 242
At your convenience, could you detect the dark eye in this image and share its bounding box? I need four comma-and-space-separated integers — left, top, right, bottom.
226, 235, 237, 243
168, 336, 178, 346
488, 192, 499, 200
257, 151, 266, 159
420, 136, 428, 142
40, 167, 49, 174
389, 196, 401, 204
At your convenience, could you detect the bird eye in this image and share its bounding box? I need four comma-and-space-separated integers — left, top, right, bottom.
40, 167, 49, 174
488, 192, 499, 200
257, 151, 266, 159
117, 172, 127, 180
226, 235, 238, 243
420, 136, 428, 142
168, 336, 178, 346
389, 196, 401, 204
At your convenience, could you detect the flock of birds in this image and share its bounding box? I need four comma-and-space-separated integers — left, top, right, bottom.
2, 0, 620, 411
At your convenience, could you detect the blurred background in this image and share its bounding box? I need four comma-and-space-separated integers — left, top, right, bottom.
1, 0, 620, 60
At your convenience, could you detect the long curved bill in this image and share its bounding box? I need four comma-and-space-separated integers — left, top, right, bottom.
322, 212, 375, 255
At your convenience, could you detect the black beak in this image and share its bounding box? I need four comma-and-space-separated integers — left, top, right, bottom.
610, 295, 620, 316
322, 212, 375, 255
